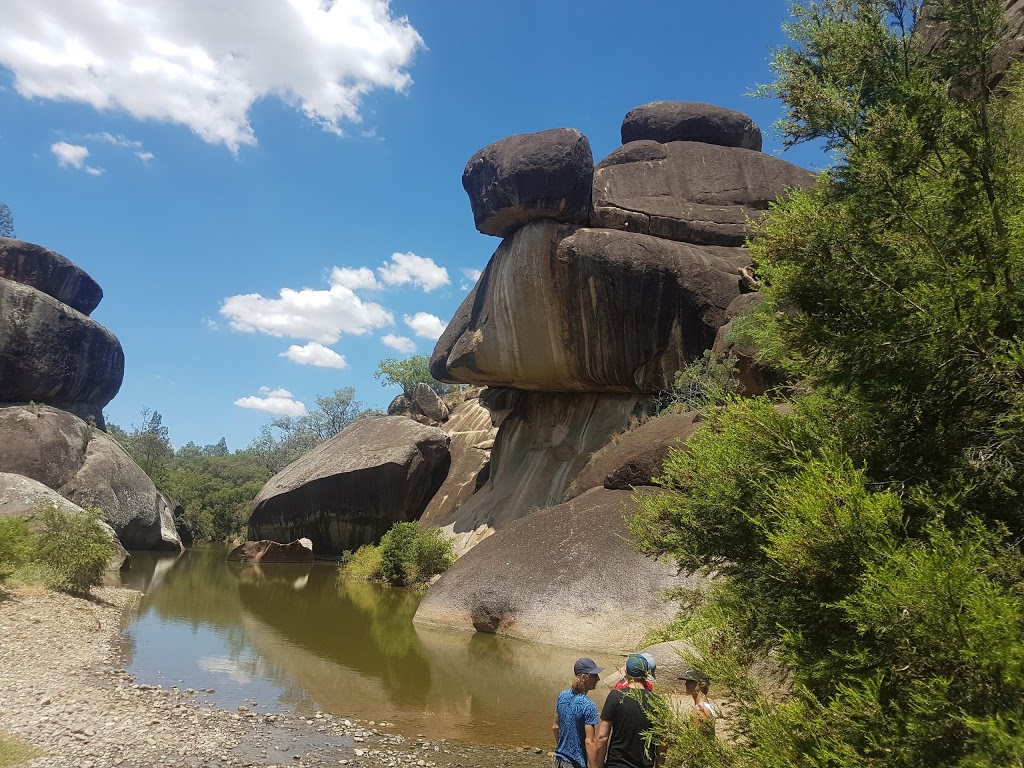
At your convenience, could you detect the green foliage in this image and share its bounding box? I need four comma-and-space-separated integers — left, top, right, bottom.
0, 518, 32, 584
0, 203, 13, 239
0, 730, 41, 767
374, 355, 453, 398
28, 504, 115, 594
661, 351, 740, 412
162, 454, 270, 542
338, 523, 455, 587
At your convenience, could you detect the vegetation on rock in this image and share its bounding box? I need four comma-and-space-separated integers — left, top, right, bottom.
0, 203, 14, 239
632, 2, 1024, 766
339, 522, 456, 587
374, 354, 455, 398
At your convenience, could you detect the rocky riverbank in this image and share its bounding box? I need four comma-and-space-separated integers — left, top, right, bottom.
0, 586, 551, 768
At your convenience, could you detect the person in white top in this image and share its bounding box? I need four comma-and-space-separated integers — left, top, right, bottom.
680, 668, 720, 735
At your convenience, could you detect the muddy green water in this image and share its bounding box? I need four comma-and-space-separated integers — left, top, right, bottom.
113, 545, 617, 748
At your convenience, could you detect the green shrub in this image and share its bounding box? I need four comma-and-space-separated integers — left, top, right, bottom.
339, 523, 456, 587
410, 527, 456, 581
0, 518, 32, 583
379, 522, 419, 586
31, 504, 115, 594
339, 544, 384, 582
661, 350, 739, 413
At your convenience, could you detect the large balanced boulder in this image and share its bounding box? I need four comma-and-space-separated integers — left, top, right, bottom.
621, 101, 763, 150
592, 140, 814, 247
247, 416, 451, 555
409, 383, 449, 424
0, 471, 130, 570
0, 405, 182, 550
226, 538, 314, 563
0, 238, 103, 315
463, 128, 593, 237
414, 487, 697, 650
431, 220, 749, 392
0, 276, 124, 419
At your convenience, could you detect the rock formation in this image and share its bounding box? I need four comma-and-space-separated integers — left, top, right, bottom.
248, 416, 451, 555
226, 538, 314, 563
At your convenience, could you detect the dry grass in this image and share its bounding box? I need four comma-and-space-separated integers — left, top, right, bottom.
0, 731, 41, 767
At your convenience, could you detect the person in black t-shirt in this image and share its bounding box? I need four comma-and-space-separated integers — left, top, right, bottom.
597, 654, 660, 768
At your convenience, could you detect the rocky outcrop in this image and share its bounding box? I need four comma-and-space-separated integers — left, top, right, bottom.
562, 412, 700, 501
414, 487, 698, 650
247, 417, 451, 555
409, 383, 449, 424
431, 220, 750, 392
621, 101, 763, 150
711, 293, 784, 396
592, 140, 814, 246
0, 238, 103, 316
0, 471, 130, 571
0, 276, 124, 420
226, 538, 314, 563
0, 405, 182, 551
462, 128, 593, 237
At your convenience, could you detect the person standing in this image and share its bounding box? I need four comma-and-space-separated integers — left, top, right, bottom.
553, 657, 604, 768
613, 652, 655, 692
597, 654, 660, 768
681, 668, 720, 735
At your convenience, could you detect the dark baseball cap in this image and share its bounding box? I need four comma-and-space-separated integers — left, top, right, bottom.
681, 668, 709, 682
625, 653, 654, 679
574, 657, 604, 676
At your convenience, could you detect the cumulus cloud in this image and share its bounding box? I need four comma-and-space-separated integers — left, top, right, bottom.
378, 252, 450, 292
86, 132, 141, 149
221, 269, 394, 343
51, 142, 104, 175
404, 312, 446, 340
136, 151, 155, 163
0, 0, 424, 153
234, 386, 306, 416
279, 341, 347, 368
381, 333, 416, 353
330, 266, 380, 291
461, 267, 482, 281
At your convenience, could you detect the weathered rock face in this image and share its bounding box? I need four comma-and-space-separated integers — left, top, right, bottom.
226, 538, 314, 563
414, 487, 697, 650
562, 412, 699, 501
437, 392, 655, 549
431, 220, 749, 392
0, 276, 124, 418
0, 405, 183, 551
248, 416, 451, 555
463, 128, 594, 237
0, 238, 103, 316
0, 471, 130, 571
621, 101, 763, 150
592, 140, 814, 247
409, 383, 450, 424
711, 292, 784, 396
419, 396, 498, 527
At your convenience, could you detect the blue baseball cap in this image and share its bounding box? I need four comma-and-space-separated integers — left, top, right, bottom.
574, 657, 604, 676
625, 653, 655, 680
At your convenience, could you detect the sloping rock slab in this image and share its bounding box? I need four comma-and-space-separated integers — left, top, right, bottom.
562, 412, 699, 501
431, 220, 749, 392
0, 405, 182, 551
592, 140, 814, 247
226, 538, 314, 563
419, 397, 498, 527
621, 101, 762, 150
0, 277, 124, 409
247, 417, 451, 555
0, 471, 130, 570
0, 238, 103, 315
414, 487, 699, 651
463, 128, 593, 237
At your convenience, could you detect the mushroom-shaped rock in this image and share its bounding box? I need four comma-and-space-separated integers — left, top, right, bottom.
414, 487, 699, 651
409, 382, 450, 424
0, 471, 130, 571
621, 101, 762, 150
0, 405, 182, 551
592, 140, 814, 247
0, 238, 103, 315
431, 220, 749, 393
247, 416, 451, 555
562, 412, 700, 501
226, 538, 314, 563
0, 277, 124, 414
463, 128, 593, 237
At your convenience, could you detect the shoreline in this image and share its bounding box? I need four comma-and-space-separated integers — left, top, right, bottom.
0, 586, 552, 768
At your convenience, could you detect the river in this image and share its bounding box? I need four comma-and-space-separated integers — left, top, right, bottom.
112, 544, 619, 748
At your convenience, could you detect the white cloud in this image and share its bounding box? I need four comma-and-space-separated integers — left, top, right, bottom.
378, 252, 450, 292
221, 269, 394, 343
381, 333, 416, 353
461, 267, 482, 281
330, 266, 379, 291
136, 151, 155, 163
86, 132, 142, 149
234, 386, 306, 416
51, 141, 104, 175
280, 341, 348, 368
0, 0, 424, 153
404, 312, 446, 340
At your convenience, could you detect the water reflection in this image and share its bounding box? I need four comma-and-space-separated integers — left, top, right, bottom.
116, 545, 616, 746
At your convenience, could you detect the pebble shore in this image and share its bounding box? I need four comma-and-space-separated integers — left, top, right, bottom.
0, 586, 551, 768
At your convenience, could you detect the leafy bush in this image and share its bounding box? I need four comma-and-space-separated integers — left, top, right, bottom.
379, 522, 420, 586
338, 522, 456, 587
410, 526, 457, 581
31, 504, 115, 594
339, 544, 384, 582
0, 518, 32, 584
661, 351, 739, 413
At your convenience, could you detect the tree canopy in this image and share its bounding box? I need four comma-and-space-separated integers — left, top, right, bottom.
0, 203, 13, 238
374, 355, 454, 398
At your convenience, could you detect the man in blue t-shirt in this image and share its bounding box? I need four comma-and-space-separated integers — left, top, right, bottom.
553, 657, 604, 768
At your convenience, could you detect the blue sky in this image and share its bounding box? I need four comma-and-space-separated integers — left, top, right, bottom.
0, 1, 827, 451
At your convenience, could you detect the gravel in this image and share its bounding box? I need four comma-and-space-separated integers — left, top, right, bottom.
0, 586, 552, 768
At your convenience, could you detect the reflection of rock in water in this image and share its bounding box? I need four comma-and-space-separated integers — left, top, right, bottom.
116, 550, 182, 594
237, 563, 313, 591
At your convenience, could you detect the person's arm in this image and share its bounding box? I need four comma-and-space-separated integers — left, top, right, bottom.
595, 720, 612, 767
553, 711, 560, 740
585, 723, 598, 768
